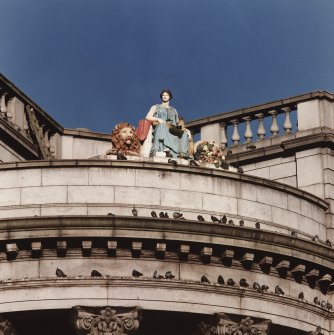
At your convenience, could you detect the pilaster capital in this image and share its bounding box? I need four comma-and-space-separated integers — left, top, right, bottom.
74, 306, 142, 335
195, 313, 271, 335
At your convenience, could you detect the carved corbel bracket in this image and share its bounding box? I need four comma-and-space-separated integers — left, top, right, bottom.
194, 312, 271, 335
73, 306, 142, 335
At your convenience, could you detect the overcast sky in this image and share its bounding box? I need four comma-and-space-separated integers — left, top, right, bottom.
1, 0, 333, 133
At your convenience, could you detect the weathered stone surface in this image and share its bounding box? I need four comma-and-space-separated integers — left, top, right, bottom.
42, 168, 89, 186
21, 186, 67, 205
61, 136, 111, 159
0, 169, 42, 189
271, 207, 299, 229
68, 186, 115, 204
0, 188, 20, 206
136, 169, 180, 190
256, 186, 288, 209
202, 194, 238, 215
237, 199, 272, 222
180, 174, 220, 194
297, 154, 323, 187
89, 168, 135, 187
269, 161, 296, 180
161, 189, 202, 210
115, 186, 160, 205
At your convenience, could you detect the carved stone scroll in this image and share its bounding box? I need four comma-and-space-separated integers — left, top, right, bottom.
74, 306, 141, 335
195, 313, 271, 335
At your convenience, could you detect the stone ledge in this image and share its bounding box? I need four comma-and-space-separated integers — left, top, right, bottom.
0, 277, 329, 317
63, 128, 111, 140
0, 160, 327, 209
0, 216, 333, 268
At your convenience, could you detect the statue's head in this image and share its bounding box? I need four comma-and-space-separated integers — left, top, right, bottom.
160, 89, 173, 101
119, 125, 135, 144
111, 122, 140, 154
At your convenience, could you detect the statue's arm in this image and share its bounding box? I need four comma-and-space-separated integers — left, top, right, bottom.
145, 105, 164, 124
185, 128, 192, 141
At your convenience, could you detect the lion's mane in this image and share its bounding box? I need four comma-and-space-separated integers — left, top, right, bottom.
110, 122, 140, 155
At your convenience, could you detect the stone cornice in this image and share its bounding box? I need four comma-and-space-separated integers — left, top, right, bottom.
0, 277, 330, 319
0, 160, 327, 209
63, 128, 111, 141
0, 216, 333, 268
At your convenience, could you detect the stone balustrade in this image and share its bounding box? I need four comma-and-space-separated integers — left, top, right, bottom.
186, 91, 334, 150
0, 74, 62, 160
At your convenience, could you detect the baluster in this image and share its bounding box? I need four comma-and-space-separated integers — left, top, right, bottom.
282, 107, 292, 134
23, 111, 30, 137
0, 93, 7, 117
6, 98, 13, 123
242, 116, 253, 143
38, 124, 44, 141
44, 130, 50, 149
255, 113, 266, 140
49, 134, 56, 158
220, 122, 227, 149
230, 119, 240, 146
268, 110, 279, 137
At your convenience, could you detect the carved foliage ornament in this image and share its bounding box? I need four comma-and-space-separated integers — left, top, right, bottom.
308, 326, 323, 335
0, 318, 17, 335
74, 306, 141, 335
195, 313, 271, 335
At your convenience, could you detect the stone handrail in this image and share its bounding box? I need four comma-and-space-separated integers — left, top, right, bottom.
0, 73, 63, 159
186, 91, 334, 148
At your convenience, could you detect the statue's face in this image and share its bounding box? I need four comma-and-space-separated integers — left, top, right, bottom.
161, 92, 171, 102
119, 127, 134, 144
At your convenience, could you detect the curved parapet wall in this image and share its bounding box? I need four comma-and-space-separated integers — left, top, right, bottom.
0, 216, 333, 333
0, 160, 327, 238
0, 160, 331, 334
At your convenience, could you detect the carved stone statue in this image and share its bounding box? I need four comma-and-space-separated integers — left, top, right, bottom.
74, 306, 141, 335
145, 89, 190, 158
107, 123, 141, 156
194, 313, 271, 335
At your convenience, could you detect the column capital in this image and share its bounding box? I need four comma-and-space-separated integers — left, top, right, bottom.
0, 317, 17, 335
74, 306, 142, 335
195, 313, 271, 335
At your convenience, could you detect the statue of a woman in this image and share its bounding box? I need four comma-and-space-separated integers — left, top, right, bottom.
145, 89, 190, 158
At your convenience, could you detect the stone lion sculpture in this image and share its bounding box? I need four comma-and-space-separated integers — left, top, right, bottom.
106, 122, 140, 156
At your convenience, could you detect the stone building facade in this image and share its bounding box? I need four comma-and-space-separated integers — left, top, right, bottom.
0, 73, 333, 334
